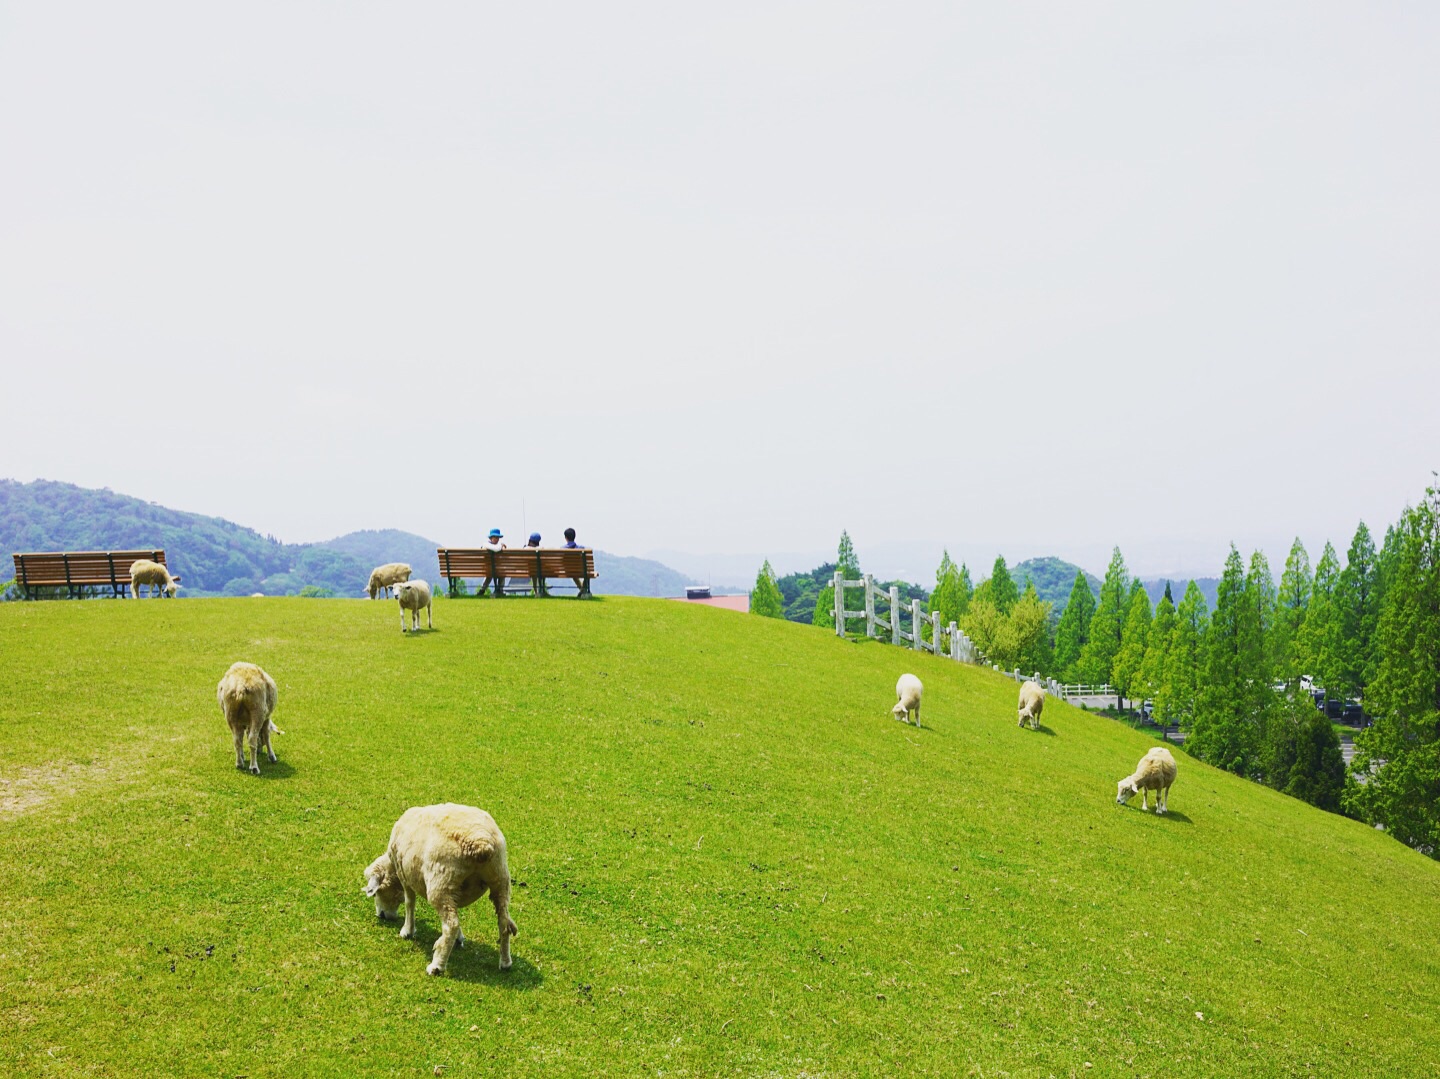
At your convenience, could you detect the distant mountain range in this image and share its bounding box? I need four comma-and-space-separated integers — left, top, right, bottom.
0, 480, 699, 599
1011, 556, 1219, 614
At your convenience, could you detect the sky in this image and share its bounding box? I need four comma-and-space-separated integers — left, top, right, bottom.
2, 3, 1437, 586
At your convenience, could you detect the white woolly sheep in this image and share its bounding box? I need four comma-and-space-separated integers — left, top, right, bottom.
1117, 746, 1177, 813
217, 661, 284, 776
130, 558, 181, 599
893, 673, 922, 726
363, 803, 518, 975
368, 562, 413, 600
395, 579, 433, 632
1017, 680, 1045, 730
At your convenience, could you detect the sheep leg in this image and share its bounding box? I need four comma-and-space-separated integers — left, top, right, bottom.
248, 723, 262, 775
261, 721, 277, 764
912, 703, 920, 728
1141, 788, 1150, 811
1159, 786, 1168, 814
232, 725, 246, 770
492, 878, 515, 971
399, 888, 417, 939
427, 900, 461, 975
400, 606, 407, 632
426, 602, 432, 630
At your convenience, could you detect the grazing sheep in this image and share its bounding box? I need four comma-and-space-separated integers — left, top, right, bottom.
368, 562, 413, 600
893, 673, 923, 726
1017, 680, 1045, 730
217, 662, 283, 776
363, 803, 518, 975
1117, 746, 1177, 814
395, 579, 433, 632
130, 558, 181, 599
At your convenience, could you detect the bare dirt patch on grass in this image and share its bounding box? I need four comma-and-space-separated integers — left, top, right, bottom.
0, 760, 113, 820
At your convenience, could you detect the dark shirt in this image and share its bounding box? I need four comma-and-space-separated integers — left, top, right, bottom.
564, 540, 581, 548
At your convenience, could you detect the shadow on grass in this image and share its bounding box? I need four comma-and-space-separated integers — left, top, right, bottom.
254, 760, 296, 781
399, 926, 544, 988
1119, 805, 1193, 824
1019, 724, 1057, 737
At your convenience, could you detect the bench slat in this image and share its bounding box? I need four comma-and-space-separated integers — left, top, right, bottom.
11, 550, 166, 592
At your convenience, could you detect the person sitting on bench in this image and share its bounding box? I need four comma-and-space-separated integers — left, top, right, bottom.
563, 527, 584, 591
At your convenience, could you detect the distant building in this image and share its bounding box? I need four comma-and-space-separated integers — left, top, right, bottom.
669, 586, 749, 612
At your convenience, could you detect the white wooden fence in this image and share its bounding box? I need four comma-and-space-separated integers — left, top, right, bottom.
829, 571, 1068, 697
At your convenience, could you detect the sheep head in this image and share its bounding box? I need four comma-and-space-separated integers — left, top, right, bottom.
892, 701, 908, 720
1116, 778, 1140, 805
165, 576, 181, 597
362, 855, 403, 918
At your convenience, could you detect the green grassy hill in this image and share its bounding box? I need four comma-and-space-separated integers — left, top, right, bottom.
2, 598, 1437, 1076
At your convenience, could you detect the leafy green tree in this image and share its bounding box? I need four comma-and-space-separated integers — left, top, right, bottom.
961, 598, 1010, 666
1336, 522, 1381, 700
1011, 583, 1055, 675
1078, 547, 1130, 693
751, 560, 785, 619
928, 550, 971, 628
1158, 581, 1209, 727
987, 556, 1019, 614
1053, 569, 1096, 681
1262, 692, 1347, 813
1137, 587, 1176, 705
1347, 485, 1440, 857
812, 583, 834, 629
1274, 538, 1312, 687
1191, 547, 1271, 778
1298, 542, 1344, 691
298, 585, 335, 598
1110, 583, 1152, 708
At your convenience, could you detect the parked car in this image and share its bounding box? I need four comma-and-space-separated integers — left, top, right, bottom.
1325, 698, 1344, 719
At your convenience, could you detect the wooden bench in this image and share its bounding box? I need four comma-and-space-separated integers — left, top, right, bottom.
437, 548, 598, 598
11, 550, 168, 599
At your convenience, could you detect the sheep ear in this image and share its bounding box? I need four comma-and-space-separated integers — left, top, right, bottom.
363, 880, 380, 897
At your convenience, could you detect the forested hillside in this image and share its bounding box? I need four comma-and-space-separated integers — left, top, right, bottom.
0, 480, 695, 599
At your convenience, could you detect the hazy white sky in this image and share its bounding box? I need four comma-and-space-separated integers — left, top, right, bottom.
3, 3, 1436, 583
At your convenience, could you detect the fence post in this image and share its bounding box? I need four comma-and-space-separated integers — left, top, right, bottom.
932, 610, 942, 655
911, 599, 923, 651
864, 574, 876, 638
949, 621, 960, 661
889, 585, 901, 645
833, 571, 845, 637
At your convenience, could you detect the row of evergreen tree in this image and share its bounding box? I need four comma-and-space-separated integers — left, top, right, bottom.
751, 484, 1440, 858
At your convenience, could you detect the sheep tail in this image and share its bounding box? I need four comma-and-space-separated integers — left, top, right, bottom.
268, 720, 286, 736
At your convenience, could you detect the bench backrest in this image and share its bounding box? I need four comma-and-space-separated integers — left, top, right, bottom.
12, 550, 167, 587
437, 547, 596, 580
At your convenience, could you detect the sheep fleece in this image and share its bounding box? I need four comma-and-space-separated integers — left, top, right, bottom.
1017, 680, 1045, 729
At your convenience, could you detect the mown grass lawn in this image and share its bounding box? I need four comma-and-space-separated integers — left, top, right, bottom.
2, 596, 1438, 1077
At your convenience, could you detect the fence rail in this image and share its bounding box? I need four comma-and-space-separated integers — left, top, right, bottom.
830, 572, 1089, 700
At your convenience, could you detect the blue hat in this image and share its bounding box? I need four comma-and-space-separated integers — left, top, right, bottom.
488, 528, 502, 539
528, 532, 541, 544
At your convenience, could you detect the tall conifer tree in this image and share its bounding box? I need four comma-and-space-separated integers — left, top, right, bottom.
1336, 522, 1380, 700
1274, 538, 1312, 687
1298, 542, 1343, 690
1347, 486, 1440, 856
1078, 547, 1130, 694
1138, 587, 1176, 707
1191, 547, 1270, 777
1053, 569, 1096, 681
751, 561, 785, 619
1111, 582, 1152, 708
1159, 580, 1209, 728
